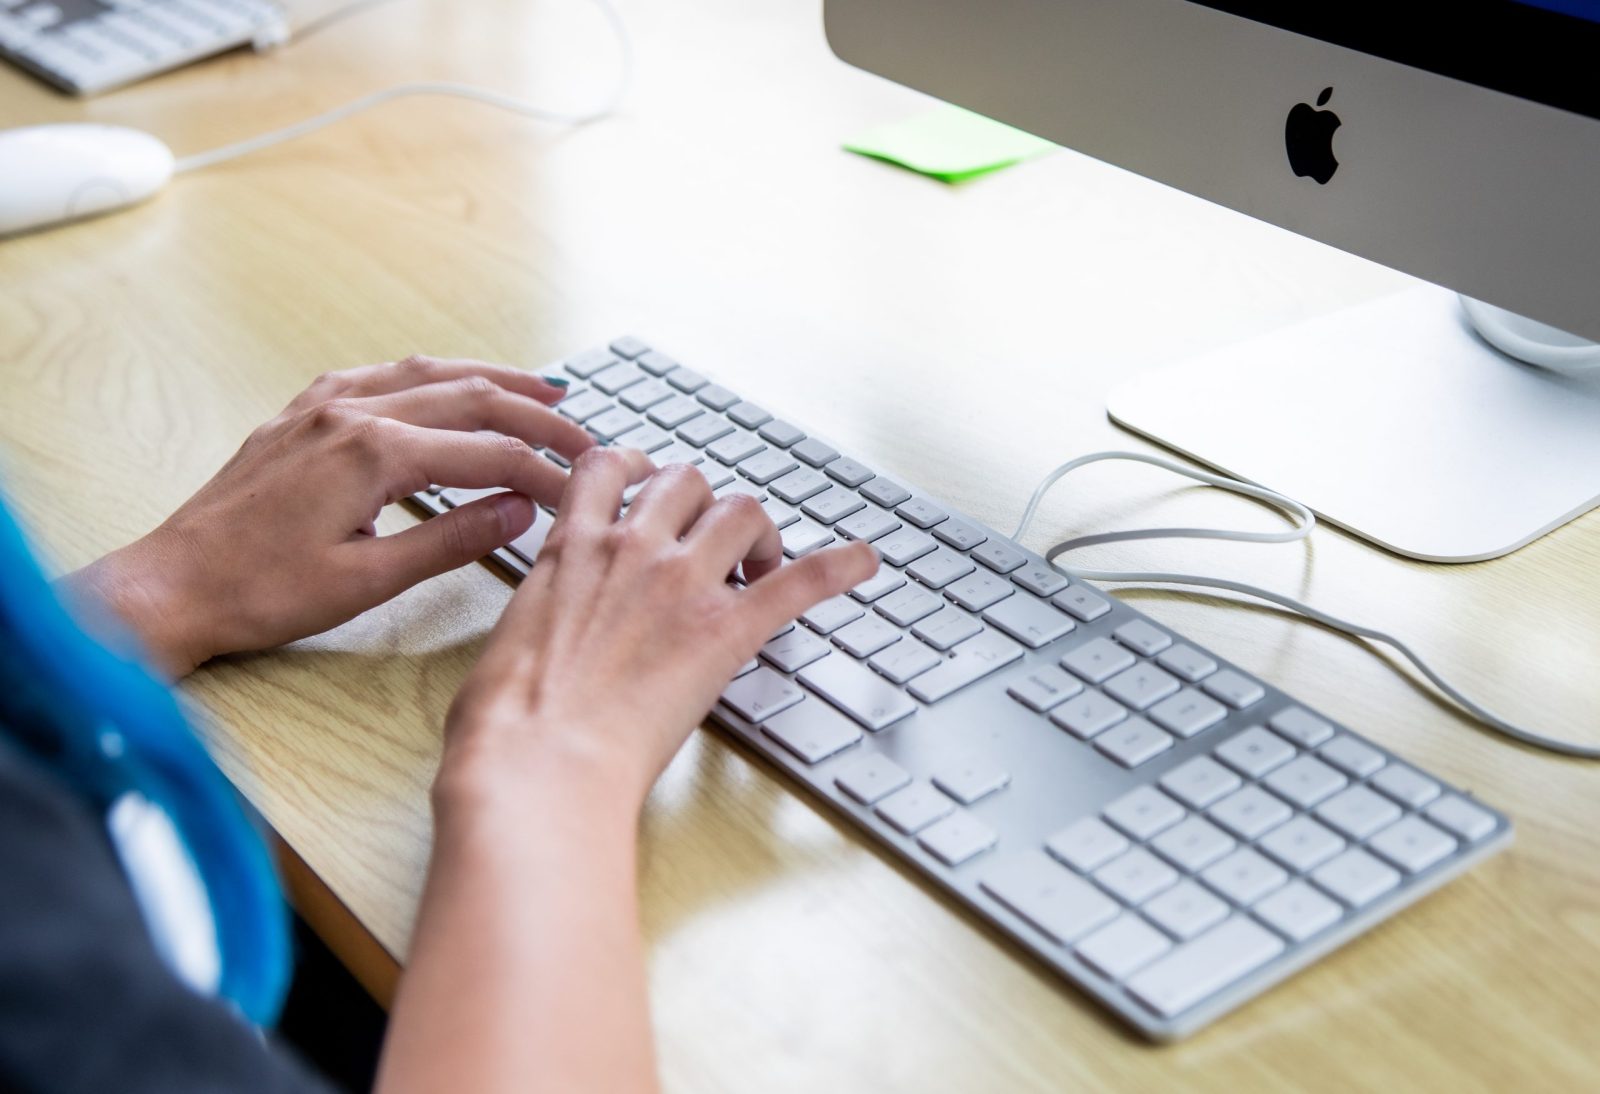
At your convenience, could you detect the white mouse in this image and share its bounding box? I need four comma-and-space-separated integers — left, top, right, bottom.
0, 124, 174, 238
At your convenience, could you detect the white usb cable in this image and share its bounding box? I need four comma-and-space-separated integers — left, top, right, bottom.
1013, 451, 1599, 759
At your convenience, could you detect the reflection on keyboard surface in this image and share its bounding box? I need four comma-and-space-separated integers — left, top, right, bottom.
410, 337, 1511, 1040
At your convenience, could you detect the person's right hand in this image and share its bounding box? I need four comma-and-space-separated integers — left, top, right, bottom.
441, 447, 880, 812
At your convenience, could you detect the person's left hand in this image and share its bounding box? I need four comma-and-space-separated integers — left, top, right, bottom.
67, 355, 600, 678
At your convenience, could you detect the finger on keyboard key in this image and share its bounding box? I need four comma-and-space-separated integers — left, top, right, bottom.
907, 630, 1023, 703
799, 652, 917, 731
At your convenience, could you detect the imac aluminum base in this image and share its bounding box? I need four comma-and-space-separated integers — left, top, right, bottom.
1107, 285, 1600, 562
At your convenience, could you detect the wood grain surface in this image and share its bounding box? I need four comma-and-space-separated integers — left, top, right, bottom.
2, 1, 1596, 1089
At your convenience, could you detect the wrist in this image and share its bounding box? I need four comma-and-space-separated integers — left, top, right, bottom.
63, 527, 217, 680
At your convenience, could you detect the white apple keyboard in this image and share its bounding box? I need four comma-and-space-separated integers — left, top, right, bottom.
0, 0, 284, 95
409, 338, 1512, 1040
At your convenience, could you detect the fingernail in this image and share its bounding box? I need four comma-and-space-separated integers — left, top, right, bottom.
490, 492, 529, 536
543, 376, 570, 389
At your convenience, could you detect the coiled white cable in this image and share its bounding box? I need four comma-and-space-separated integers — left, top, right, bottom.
1013, 450, 1600, 759
175, 0, 631, 174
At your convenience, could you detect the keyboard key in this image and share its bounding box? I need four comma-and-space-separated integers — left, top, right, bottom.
1311, 849, 1400, 907
770, 468, 832, 504
721, 667, 805, 723
972, 539, 1028, 574
982, 595, 1074, 648
1202, 669, 1265, 710
1114, 619, 1172, 656
834, 753, 912, 804
761, 702, 862, 764
907, 630, 1024, 703
1046, 817, 1130, 873
738, 449, 799, 484
932, 517, 988, 551
982, 852, 1119, 945
1156, 644, 1218, 683
799, 655, 917, 731
760, 627, 831, 672
614, 422, 672, 453
946, 571, 1015, 612
695, 383, 741, 411
635, 350, 678, 376
832, 615, 902, 658
868, 638, 942, 684
565, 348, 620, 377
618, 378, 675, 411
1076, 915, 1172, 980
1126, 918, 1284, 1018
790, 437, 839, 467
1152, 817, 1236, 873
825, 457, 876, 487
726, 400, 771, 429
1257, 815, 1345, 873
1096, 718, 1175, 768
1368, 816, 1457, 874
1370, 765, 1440, 810
584, 407, 641, 441
1146, 689, 1228, 738
1103, 663, 1182, 711
859, 477, 912, 508
915, 547, 972, 588
876, 527, 938, 567
781, 519, 835, 558
647, 441, 704, 470
836, 506, 901, 542
556, 390, 612, 422
876, 780, 956, 834
1013, 564, 1069, 598
801, 595, 864, 635
1103, 786, 1185, 840
677, 414, 734, 448
1264, 755, 1347, 809
1201, 848, 1287, 906
1269, 706, 1334, 747
1159, 756, 1242, 810
1061, 638, 1136, 684
609, 335, 649, 359
1425, 795, 1497, 841
1253, 881, 1342, 942
1144, 881, 1229, 941
918, 811, 999, 867
706, 429, 766, 465
1214, 726, 1296, 778
1049, 691, 1129, 739
895, 497, 948, 529
932, 760, 1010, 805
1006, 665, 1084, 712
758, 419, 806, 447
1208, 786, 1294, 840
850, 568, 906, 603
1052, 585, 1112, 622
874, 584, 943, 627
761, 498, 799, 529
646, 394, 705, 430
664, 366, 708, 392
1094, 847, 1179, 905
590, 361, 646, 394
714, 477, 765, 504
801, 485, 865, 524
1319, 735, 1386, 778
1314, 785, 1401, 840
910, 606, 983, 651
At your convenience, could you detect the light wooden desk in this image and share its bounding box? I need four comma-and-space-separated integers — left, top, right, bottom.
2, 1, 1597, 1089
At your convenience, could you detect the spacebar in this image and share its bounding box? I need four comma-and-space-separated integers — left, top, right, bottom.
907, 630, 1023, 703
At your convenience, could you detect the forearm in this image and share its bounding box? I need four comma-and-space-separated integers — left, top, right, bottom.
376, 757, 659, 1094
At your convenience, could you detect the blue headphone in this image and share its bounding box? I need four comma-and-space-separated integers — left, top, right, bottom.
0, 496, 290, 1026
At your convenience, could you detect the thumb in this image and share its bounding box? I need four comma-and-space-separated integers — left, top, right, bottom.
364, 493, 533, 598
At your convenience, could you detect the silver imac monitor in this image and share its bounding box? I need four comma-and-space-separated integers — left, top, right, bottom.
825, 1, 1600, 562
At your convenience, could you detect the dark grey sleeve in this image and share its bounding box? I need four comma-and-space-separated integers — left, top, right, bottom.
0, 740, 338, 1094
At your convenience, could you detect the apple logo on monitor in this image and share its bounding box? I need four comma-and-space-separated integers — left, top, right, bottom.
1286, 87, 1341, 184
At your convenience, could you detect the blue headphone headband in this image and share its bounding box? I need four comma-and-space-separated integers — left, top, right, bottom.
0, 496, 289, 1026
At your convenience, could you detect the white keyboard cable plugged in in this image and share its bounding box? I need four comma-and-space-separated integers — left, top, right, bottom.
177, 0, 633, 173
1012, 450, 1600, 759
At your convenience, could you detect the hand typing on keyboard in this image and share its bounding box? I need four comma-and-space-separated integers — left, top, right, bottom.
65, 354, 592, 677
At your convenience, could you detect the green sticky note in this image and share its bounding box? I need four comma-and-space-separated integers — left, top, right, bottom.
843, 105, 1056, 184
